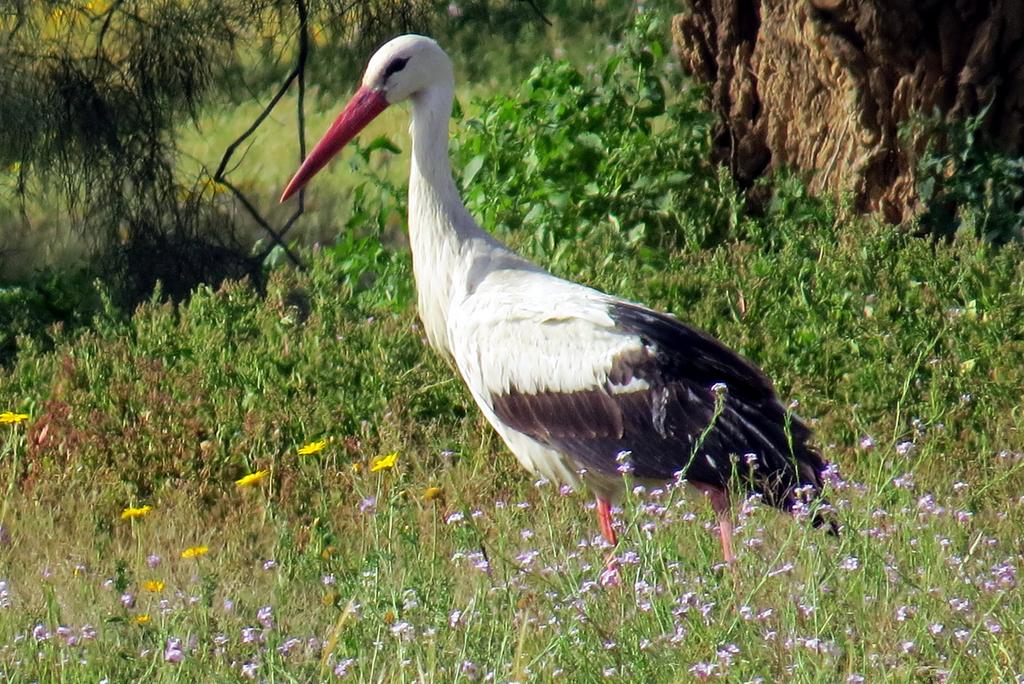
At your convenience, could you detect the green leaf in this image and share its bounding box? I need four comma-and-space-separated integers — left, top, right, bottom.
575, 132, 605, 154
462, 155, 485, 189
359, 135, 401, 161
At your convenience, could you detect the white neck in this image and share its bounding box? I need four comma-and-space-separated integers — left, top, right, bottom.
407, 83, 496, 356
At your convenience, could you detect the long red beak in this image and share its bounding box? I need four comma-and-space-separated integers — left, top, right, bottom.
279, 86, 390, 202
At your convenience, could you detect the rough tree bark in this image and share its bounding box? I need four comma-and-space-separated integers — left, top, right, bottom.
671, 0, 1024, 223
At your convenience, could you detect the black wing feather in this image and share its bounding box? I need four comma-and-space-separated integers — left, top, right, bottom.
489, 301, 828, 513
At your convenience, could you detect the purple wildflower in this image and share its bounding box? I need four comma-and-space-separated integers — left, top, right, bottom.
334, 657, 355, 678
164, 637, 184, 663
241, 627, 263, 644
390, 620, 415, 641
949, 598, 970, 612
893, 473, 914, 489
838, 556, 859, 571
689, 662, 715, 680
277, 637, 302, 656
459, 660, 480, 680
717, 643, 739, 665
895, 605, 915, 622
257, 605, 274, 629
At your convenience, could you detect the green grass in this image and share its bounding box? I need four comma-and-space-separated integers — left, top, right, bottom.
3, 9, 1024, 683
2, 210, 1024, 681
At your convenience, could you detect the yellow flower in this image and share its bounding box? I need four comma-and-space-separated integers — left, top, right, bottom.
351, 462, 363, 474
200, 178, 227, 196
235, 470, 270, 487
0, 412, 29, 424
370, 452, 398, 472
298, 439, 327, 456
180, 545, 209, 559
311, 25, 327, 47
424, 486, 443, 502
135, 614, 151, 624
83, 0, 111, 15
143, 580, 165, 593
120, 505, 153, 520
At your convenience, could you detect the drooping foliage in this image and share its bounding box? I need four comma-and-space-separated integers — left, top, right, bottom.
0, 0, 437, 303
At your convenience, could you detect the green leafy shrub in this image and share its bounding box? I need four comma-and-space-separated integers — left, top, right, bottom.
4, 10, 1023, 503
319, 136, 414, 313
0, 272, 95, 366
914, 109, 1024, 243
452, 14, 732, 264
9, 266, 468, 500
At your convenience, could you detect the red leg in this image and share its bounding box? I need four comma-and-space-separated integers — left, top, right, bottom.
693, 484, 735, 565
596, 497, 620, 586
596, 497, 617, 546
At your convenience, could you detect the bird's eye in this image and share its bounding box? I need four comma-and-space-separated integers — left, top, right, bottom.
383, 57, 410, 79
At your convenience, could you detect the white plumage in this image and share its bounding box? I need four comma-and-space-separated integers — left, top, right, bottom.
451, 270, 649, 492
282, 34, 835, 566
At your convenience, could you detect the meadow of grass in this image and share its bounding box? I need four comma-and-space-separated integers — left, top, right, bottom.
3, 199, 1024, 681
2, 10, 1024, 684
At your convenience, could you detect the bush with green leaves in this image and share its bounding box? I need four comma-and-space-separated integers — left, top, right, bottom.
0, 273, 95, 366
914, 109, 1024, 243
452, 14, 735, 264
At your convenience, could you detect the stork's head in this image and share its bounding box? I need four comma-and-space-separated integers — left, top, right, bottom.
280, 35, 452, 202
363, 34, 453, 103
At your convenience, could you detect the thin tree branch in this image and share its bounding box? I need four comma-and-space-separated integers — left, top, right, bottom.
517, 0, 551, 26
258, 0, 309, 264
93, 0, 126, 61
213, 0, 311, 268
212, 70, 300, 182
218, 178, 304, 267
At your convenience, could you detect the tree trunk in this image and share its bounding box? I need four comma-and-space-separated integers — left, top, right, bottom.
671, 0, 1024, 223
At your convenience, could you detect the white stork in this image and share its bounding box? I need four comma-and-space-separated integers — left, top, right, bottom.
281, 35, 835, 566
